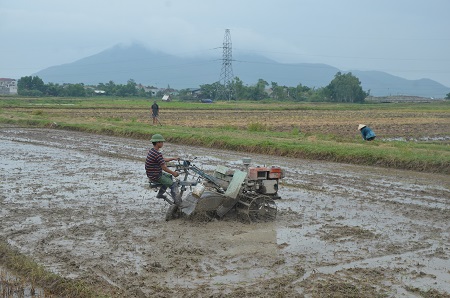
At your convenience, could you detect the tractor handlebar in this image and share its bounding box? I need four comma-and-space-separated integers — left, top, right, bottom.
168, 158, 224, 193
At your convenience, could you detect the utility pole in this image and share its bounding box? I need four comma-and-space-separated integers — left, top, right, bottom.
219, 29, 235, 100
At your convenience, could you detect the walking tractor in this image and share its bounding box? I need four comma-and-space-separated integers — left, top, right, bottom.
149, 158, 284, 222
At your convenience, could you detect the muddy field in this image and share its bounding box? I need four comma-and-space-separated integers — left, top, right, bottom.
1, 126, 449, 297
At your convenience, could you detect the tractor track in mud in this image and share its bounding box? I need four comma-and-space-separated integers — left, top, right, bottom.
1, 125, 449, 297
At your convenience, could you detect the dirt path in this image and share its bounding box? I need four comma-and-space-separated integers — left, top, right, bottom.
1, 126, 449, 297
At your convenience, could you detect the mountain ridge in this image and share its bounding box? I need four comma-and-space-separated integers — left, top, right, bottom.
34, 43, 450, 98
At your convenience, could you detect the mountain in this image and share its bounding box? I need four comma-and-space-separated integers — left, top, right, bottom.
350, 70, 449, 98
34, 43, 450, 98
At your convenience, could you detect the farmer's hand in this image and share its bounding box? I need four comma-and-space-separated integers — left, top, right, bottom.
172, 171, 179, 177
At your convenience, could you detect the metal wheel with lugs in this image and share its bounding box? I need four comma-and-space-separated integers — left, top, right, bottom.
236, 193, 277, 223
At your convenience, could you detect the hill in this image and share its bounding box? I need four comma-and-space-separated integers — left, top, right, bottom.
34, 43, 450, 98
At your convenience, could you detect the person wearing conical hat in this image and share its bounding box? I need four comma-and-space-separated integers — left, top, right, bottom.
358, 124, 376, 141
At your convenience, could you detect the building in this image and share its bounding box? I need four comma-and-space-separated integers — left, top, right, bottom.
0, 78, 18, 95
136, 84, 159, 96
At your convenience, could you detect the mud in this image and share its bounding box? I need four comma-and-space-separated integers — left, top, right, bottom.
1, 126, 449, 297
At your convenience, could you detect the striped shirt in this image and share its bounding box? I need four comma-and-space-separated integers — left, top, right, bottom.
145, 148, 165, 180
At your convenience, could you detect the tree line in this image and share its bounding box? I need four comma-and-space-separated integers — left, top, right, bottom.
17, 77, 150, 97
17, 72, 369, 103
187, 72, 368, 103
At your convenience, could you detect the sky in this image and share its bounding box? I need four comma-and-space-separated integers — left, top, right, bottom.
1, 0, 450, 87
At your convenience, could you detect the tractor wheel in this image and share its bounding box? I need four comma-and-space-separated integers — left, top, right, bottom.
236, 193, 277, 223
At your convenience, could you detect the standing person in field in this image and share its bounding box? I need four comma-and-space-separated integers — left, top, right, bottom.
358, 124, 376, 141
145, 134, 181, 204
151, 101, 159, 125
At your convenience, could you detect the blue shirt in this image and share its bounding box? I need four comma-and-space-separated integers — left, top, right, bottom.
360, 126, 376, 140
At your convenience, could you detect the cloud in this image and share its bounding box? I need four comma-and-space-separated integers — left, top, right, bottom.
1, 0, 449, 86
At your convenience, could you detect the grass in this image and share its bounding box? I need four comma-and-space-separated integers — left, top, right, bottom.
2, 96, 448, 111
1, 96, 449, 174
0, 241, 114, 297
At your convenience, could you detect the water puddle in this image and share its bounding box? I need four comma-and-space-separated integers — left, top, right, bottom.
383, 136, 450, 142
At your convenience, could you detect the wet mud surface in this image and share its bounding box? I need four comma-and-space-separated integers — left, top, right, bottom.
1, 126, 449, 297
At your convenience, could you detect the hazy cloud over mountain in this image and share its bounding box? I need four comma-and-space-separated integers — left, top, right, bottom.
34, 43, 450, 98
1, 0, 449, 88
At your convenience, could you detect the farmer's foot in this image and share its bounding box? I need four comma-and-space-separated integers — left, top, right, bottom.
156, 194, 168, 200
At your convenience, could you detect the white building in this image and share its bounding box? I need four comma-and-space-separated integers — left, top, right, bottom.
0, 78, 18, 95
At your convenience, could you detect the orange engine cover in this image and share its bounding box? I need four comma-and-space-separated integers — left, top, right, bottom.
269, 166, 283, 179
248, 166, 283, 180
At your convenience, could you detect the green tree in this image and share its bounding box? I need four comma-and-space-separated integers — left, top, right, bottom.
290, 83, 311, 101
248, 79, 268, 101
232, 77, 246, 100
325, 72, 368, 103
17, 76, 45, 96
270, 82, 283, 100
63, 84, 86, 97
97, 81, 117, 95
45, 83, 63, 96
446, 92, 450, 100
309, 87, 327, 102
126, 79, 138, 96
199, 82, 221, 100
114, 79, 137, 97
178, 88, 195, 101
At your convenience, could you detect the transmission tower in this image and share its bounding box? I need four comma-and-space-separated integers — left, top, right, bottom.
219, 29, 235, 100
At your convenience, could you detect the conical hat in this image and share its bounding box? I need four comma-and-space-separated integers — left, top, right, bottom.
358, 124, 366, 130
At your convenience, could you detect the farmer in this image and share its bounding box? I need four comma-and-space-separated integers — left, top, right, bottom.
151, 101, 159, 125
145, 134, 181, 204
358, 124, 376, 141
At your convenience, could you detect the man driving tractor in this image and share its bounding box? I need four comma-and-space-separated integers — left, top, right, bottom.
145, 134, 180, 204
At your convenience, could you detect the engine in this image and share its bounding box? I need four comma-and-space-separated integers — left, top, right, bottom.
245, 166, 284, 197
206, 159, 284, 221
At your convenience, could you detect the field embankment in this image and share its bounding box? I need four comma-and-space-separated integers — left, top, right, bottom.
1, 97, 449, 174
